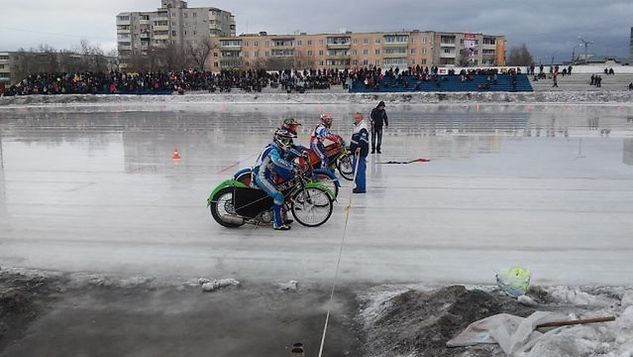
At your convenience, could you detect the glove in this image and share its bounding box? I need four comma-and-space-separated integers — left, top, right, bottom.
292, 165, 302, 177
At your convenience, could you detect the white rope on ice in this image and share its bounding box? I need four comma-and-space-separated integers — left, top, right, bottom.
317, 153, 361, 357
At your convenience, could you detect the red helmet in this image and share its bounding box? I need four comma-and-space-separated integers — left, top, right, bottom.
281, 118, 302, 135
320, 113, 333, 128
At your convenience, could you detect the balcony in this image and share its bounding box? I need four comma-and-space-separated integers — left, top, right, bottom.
326, 37, 351, 49
116, 18, 131, 26
383, 35, 409, 47
118, 44, 132, 51
153, 25, 169, 31
154, 34, 169, 40
440, 42, 456, 48
383, 52, 407, 59
440, 51, 456, 58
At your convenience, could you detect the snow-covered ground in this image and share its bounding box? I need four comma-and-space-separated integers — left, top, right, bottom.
1, 102, 632, 287
2, 89, 633, 107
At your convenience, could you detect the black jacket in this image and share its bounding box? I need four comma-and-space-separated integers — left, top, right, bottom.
370, 108, 388, 128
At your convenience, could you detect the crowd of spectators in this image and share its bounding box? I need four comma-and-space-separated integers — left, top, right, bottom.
0, 68, 351, 96
348, 65, 524, 91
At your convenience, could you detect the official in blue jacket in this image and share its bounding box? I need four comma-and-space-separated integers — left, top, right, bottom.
349, 112, 369, 193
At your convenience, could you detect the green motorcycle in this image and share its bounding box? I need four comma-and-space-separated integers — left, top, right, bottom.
207, 169, 335, 228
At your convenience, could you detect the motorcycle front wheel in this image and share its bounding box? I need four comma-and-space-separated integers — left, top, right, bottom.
313, 173, 339, 199
336, 155, 355, 181
291, 187, 334, 227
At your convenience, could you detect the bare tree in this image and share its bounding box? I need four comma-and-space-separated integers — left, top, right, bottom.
187, 38, 217, 71
507, 44, 534, 66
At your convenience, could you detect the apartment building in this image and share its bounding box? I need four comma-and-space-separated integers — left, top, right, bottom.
211, 30, 505, 71
116, 0, 235, 68
0, 52, 10, 84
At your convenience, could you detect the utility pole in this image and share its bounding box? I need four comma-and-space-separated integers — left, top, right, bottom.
578, 36, 593, 64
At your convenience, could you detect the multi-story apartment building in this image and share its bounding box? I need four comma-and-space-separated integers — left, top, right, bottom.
0, 52, 10, 84
116, 0, 235, 68
211, 30, 505, 71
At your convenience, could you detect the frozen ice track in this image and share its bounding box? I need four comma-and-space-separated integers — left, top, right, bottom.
1, 103, 633, 286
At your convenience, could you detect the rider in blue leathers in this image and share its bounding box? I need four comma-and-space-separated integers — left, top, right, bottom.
253, 128, 298, 231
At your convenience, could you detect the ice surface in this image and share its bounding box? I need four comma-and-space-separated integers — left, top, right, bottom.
0, 102, 633, 285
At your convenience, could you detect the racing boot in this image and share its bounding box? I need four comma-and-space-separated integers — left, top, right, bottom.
273, 204, 291, 231
282, 209, 294, 225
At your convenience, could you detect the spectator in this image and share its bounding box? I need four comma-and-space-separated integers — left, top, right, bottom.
349, 112, 369, 194
370, 101, 388, 154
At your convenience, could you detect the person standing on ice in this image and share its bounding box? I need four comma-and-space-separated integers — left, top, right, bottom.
253, 128, 299, 231
370, 101, 389, 154
350, 112, 369, 194
310, 114, 341, 169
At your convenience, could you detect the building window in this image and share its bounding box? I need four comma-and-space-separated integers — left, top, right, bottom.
319, 50, 324, 56
184, 13, 188, 18
375, 39, 381, 43
193, 31, 196, 35
193, 12, 196, 17
363, 59, 368, 65
214, 62, 219, 67
353, 60, 358, 65
254, 41, 258, 47
319, 39, 324, 45
375, 60, 380, 65
308, 40, 312, 46
320, 60, 324, 66
363, 49, 368, 55
363, 38, 368, 44
352, 50, 357, 55
410, 49, 416, 54
172, 30, 177, 36
375, 49, 380, 55
298, 40, 302, 45
308, 50, 313, 56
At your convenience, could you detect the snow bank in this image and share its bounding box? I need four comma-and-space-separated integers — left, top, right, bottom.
2, 90, 633, 107
360, 284, 633, 357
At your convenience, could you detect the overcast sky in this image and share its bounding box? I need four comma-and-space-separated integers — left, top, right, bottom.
1, 0, 631, 63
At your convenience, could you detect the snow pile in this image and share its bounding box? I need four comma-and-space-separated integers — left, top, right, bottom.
2, 90, 633, 107
359, 285, 633, 357
201, 278, 240, 292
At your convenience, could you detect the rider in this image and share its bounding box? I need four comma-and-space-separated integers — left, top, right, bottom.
253, 128, 299, 231
310, 114, 341, 169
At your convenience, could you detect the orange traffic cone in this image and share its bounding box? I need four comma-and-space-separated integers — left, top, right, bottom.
171, 148, 181, 161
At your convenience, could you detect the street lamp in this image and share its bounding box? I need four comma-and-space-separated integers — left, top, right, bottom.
578, 36, 593, 64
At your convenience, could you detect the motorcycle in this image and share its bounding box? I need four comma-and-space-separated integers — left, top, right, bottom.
233, 150, 341, 199
208, 167, 335, 228
303, 135, 355, 182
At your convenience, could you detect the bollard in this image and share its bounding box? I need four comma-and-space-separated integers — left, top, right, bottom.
290, 342, 304, 357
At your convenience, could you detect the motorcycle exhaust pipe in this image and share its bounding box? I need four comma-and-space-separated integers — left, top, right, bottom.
221, 214, 245, 225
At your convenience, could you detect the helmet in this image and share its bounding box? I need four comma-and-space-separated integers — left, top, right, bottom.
320, 113, 333, 128
273, 128, 296, 150
281, 118, 302, 135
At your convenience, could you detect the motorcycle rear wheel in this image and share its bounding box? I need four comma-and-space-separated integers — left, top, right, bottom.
210, 187, 244, 228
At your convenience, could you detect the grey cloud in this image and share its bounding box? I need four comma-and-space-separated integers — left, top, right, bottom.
1, 0, 630, 62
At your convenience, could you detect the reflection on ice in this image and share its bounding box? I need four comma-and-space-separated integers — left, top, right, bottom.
0, 103, 632, 284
